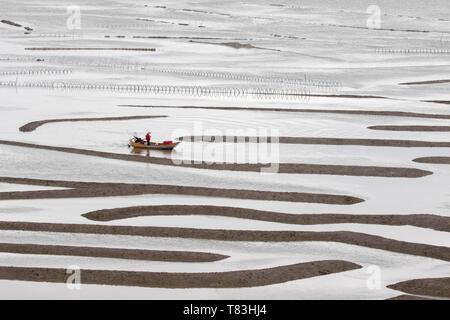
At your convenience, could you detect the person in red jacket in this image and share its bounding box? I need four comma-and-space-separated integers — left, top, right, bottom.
145, 132, 151, 145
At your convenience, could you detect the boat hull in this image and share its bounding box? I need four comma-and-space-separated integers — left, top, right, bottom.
129, 140, 180, 150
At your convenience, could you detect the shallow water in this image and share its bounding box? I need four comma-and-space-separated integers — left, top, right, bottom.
0, 0, 449, 299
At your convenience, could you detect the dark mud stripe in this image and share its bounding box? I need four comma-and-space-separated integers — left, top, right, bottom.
1, 20, 22, 27
0, 177, 363, 205
400, 79, 450, 85
190, 40, 280, 52
368, 125, 450, 132
0, 243, 227, 262
0, 221, 448, 262
424, 100, 450, 105
388, 278, 450, 298
192, 163, 431, 177
19, 115, 167, 132
179, 135, 450, 148
82, 205, 450, 232
119, 105, 450, 120
25, 48, 156, 51
0, 140, 427, 178
386, 294, 434, 300
0, 260, 361, 288
413, 157, 450, 164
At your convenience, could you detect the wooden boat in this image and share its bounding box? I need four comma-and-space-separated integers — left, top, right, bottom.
129, 138, 180, 150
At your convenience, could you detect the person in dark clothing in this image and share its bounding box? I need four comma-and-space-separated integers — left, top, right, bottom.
145, 132, 151, 145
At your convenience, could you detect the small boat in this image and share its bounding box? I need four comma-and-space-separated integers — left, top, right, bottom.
129, 137, 180, 150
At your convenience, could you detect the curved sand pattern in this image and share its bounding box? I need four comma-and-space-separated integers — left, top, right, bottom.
0, 177, 363, 205
119, 105, 450, 120
0, 140, 431, 178
0, 260, 361, 288
425, 100, 450, 105
388, 277, 450, 298
25, 47, 156, 51
0, 221, 449, 262
19, 115, 167, 132
400, 79, 450, 85
386, 294, 434, 300
82, 205, 450, 232
0, 242, 227, 262
179, 135, 450, 148
413, 157, 450, 164
368, 125, 450, 132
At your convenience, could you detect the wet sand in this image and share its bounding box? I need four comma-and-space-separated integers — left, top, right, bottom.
386, 294, 434, 300
0, 242, 227, 262
189, 40, 280, 52
119, 105, 450, 120
413, 157, 450, 164
425, 100, 450, 105
1, 20, 22, 27
0, 221, 449, 262
0, 177, 363, 205
0, 260, 361, 288
82, 205, 450, 232
368, 125, 450, 132
179, 135, 450, 148
183, 163, 431, 178
400, 79, 450, 85
25, 48, 156, 51
19, 115, 167, 132
388, 277, 450, 298
0, 140, 428, 178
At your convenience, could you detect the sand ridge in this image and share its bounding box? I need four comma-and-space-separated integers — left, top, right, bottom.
81, 205, 450, 232
0, 140, 432, 178
119, 105, 450, 120
388, 277, 450, 298
0, 242, 228, 262
414, 157, 450, 164
19, 115, 168, 132
368, 125, 450, 132
179, 135, 450, 148
0, 260, 361, 288
0, 176, 363, 205
0, 221, 449, 262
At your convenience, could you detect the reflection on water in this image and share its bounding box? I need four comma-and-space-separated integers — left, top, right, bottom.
129, 147, 177, 157
129, 148, 150, 157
